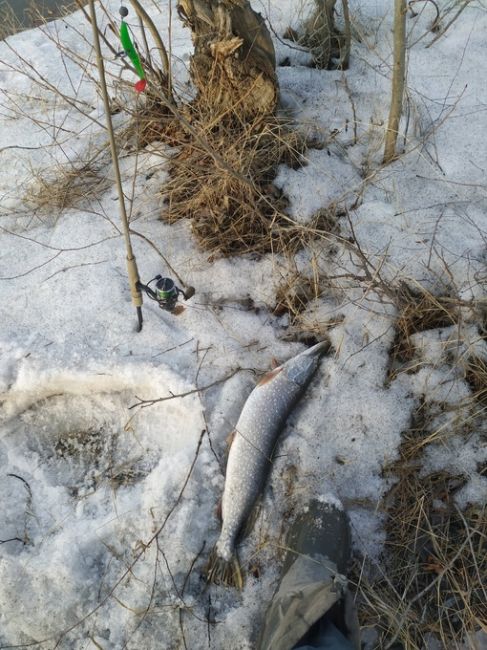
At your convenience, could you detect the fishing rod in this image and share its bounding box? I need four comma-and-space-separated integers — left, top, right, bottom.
88, 0, 194, 330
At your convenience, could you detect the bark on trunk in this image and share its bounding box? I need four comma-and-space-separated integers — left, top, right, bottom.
303, 0, 346, 70
177, 0, 278, 118
383, 0, 407, 164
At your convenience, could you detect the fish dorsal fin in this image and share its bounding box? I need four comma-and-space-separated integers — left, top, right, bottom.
257, 366, 283, 386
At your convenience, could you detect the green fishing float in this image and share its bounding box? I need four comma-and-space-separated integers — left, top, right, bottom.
119, 6, 147, 92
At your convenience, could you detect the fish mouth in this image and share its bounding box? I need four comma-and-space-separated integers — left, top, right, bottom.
299, 340, 330, 357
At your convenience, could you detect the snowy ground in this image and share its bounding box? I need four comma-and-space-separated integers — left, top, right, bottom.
0, 1, 486, 648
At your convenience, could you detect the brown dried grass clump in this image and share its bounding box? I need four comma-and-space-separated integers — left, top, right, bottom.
273, 273, 320, 320
388, 284, 460, 380
464, 356, 487, 406
122, 92, 182, 150
353, 404, 487, 649
162, 108, 306, 258
0, 1, 22, 39
300, 0, 348, 70
26, 162, 110, 215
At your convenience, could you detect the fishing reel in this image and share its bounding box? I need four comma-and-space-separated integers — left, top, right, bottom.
137, 275, 194, 313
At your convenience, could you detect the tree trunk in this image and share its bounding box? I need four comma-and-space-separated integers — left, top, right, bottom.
383, 0, 407, 164
177, 0, 278, 118
303, 0, 346, 70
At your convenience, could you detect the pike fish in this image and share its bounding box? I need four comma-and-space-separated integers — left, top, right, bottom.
206, 340, 328, 587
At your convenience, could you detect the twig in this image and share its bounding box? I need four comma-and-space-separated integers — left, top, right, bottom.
2, 42, 105, 130
0, 227, 119, 253
0, 251, 62, 281
41, 259, 108, 283
73, 0, 125, 64
207, 593, 212, 648
167, 0, 173, 101
179, 541, 206, 650
137, 14, 153, 71
7, 473, 33, 497
0, 145, 44, 154
342, 75, 358, 144
264, 16, 310, 54
151, 337, 194, 358
129, 228, 187, 288
128, 0, 172, 99
7, 429, 208, 649
193, 343, 224, 472
340, 0, 351, 70
407, 1, 440, 47
128, 368, 242, 410
426, 0, 472, 49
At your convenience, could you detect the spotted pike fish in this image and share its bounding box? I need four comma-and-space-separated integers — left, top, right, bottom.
206, 340, 329, 587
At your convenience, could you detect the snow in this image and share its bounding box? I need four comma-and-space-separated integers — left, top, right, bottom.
0, 0, 486, 647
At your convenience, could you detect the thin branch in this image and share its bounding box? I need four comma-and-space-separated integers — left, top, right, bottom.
0, 227, 119, 253
128, 0, 172, 99
340, 0, 351, 69
0, 251, 62, 281
426, 0, 472, 49
129, 368, 242, 410
178, 541, 206, 650
5, 429, 207, 649
129, 228, 187, 288
41, 259, 108, 283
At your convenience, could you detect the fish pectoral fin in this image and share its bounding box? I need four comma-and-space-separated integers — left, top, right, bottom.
257, 366, 283, 386
270, 357, 280, 369
225, 429, 236, 449
215, 499, 223, 522
222, 430, 237, 474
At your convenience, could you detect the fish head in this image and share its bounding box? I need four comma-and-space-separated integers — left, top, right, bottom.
284, 341, 328, 386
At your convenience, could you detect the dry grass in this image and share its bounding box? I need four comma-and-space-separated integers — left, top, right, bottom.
25, 161, 110, 216
300, 0, 348, 70
387, 284, 460, 381
465, 356, 487, 407
120, 90, 179, 150
354, 489, 486, 649
118, 50, 317, 258
273, 273, 321, 320
118, 15, 350, 260
161, 108, 306, 258
0, 0, 80, 38
351, 288, 486, 648
352, 350, 487, 649
0, 1, 22, 39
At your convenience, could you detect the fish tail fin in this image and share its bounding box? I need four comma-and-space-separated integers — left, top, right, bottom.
205, 548, 244, 589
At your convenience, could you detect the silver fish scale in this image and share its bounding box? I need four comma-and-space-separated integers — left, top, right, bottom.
215, 342, 326, 561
